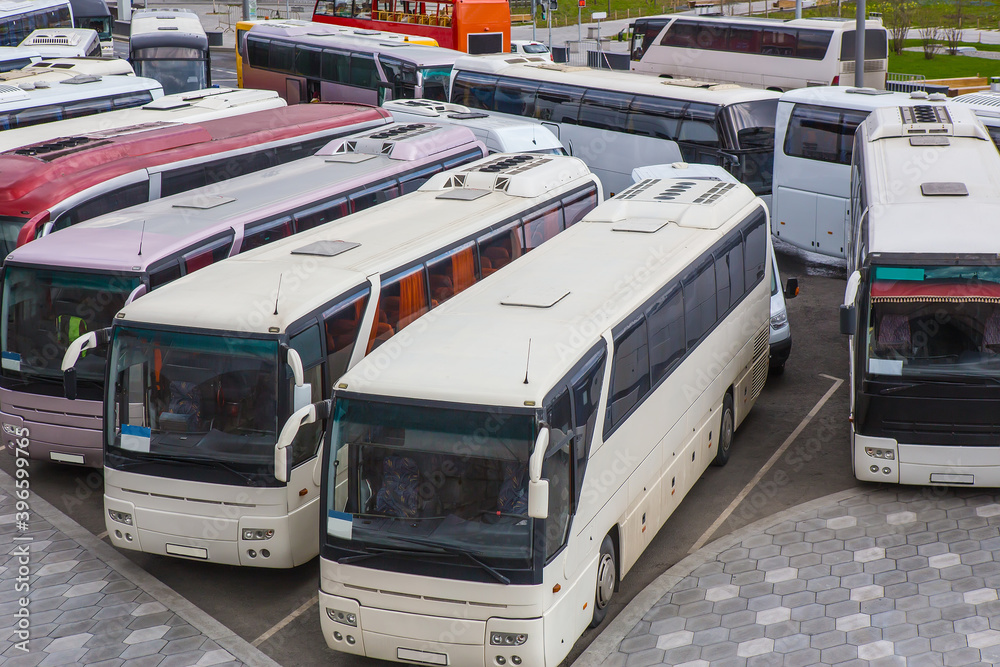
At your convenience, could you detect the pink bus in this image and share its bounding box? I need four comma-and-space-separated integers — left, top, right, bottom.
1, 122, 485, 467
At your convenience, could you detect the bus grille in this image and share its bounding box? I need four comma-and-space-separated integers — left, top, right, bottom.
753, 326, 768, 361
841, 59, 887, 74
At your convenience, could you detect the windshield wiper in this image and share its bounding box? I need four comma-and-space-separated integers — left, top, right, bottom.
381, 533, 511, 585
879, 375, 1000, 394
338, 544, 442, 565
110, 450, 258, 485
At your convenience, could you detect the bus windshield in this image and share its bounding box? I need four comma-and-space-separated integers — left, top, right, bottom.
107, 327, 279, 473
724, 99, 777, 195
79, 16, 112, 40
328, 398, 535, 567
865, 265, 1000, 381
418, 66, 452, 102
132, 48, 208, 95
0, 216, 26, 258
2, 267, 139, 381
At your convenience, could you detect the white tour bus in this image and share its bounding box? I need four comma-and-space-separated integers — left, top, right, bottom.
772, 87, 1000, 259
85, 153, 601, 568
18, 27, 102, 57
0, 57, 135, 82
629, 15, 888, 91
840, 103, 1000, 486
0, 70, 163, 129
0, 87, 284, 154
318, 175, 771, 666
70, 0, 112, 56
0, 0, 74, 47
129, 8, 210, 95
0, 46, 40, 71
450, 55, 779, 201
382, 98, 567, 155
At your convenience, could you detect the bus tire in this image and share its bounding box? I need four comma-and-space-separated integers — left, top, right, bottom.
590, 535, 616, 628
712, 393, 734, 467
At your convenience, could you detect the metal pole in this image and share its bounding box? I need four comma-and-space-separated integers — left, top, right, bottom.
578, 3, 582, 43
794, 0, 801, 19
532, 0, 537, 42
242, 0, 250, 21
855, 0, 865, 86
547, 2, 551, 52
121, 0, 132, 21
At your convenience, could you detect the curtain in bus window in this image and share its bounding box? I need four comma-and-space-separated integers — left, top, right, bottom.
796, 29, 832, 60
322, 50, 350, 83
840, 29, 889, 60
646, 285, 685, 384
533, 83, 580, 124
605, 319, 650, 432
426, 244, 475, 306
678, 103, 720, 147
728, 26, 761, 53
295, 46, 322, 79
397, 271, 428, 328
521, 205, 563, 251
562, 187, 598, 227
659, 19, 699, 47
627, 95, 683, 141
693, 23, 728, 51
452, 72, 497, 110
369, 269, 428, 352
478, 226, 523, 277
579, 89, 633, 131
683, 260, 716, 347
761, 27, 796, 56
324, 288, 370, 382
495, 79, 538, 117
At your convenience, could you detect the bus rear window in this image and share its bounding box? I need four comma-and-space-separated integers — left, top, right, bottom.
783, 103, 869, 165
840, 29, 888, 60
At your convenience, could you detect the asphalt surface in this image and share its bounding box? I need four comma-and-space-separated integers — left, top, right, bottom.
0, 238, 861, 666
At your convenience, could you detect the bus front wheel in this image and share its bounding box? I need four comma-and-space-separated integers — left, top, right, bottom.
712, 393, 734, 467
590, 535, 616, 628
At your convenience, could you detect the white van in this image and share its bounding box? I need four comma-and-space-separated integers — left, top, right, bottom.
633, 162, 798, 373
19, 28, 103, 58
382, 98, 567, 155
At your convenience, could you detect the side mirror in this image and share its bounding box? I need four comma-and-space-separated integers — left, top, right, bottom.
840, 305, 857, 336
783, 277, 799, 300
527, 426, 550, 520
285, 347, 304, 387
61, 328, 111, 400
274, 399, 331, 483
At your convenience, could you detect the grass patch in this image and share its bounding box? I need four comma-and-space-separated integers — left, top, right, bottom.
888, 49, 997, 78
899, 39, 1000, 52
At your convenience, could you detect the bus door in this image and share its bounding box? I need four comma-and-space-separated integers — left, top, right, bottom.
286, 78, 305, 104
378, 56, 417, 101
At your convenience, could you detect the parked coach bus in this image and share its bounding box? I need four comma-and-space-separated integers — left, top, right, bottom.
0, 70, 162, 132
771, 87, 1000, 259
312, 0, 510, 53
840, 104, 1000, 487
235, 19, 439, 89
18, 26, 103, 57
20, 124, 485, 468
129, 8, 210, 95
0, 103, 389, 257
629, 15, 888, 91
69, 0, 112, 56
2, 56, 135, 80
81, 153, 600, 568
241, 21, 460, 105
0, 0, 73, 47
450, 55, 779, 200
318, 174, 771, 665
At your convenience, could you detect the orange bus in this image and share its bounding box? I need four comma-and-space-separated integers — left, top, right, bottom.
312, 0, 509, 53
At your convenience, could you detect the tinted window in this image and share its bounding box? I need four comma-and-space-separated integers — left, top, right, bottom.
270, 41, 294, 72
148, 261, 181, 290
627, 94, 684, 140
295, 198, 350, 232
743, 210, 767, 290
367, 268, 429, 351
533, 82, 580, 124
726, 239, 745, 305
452, 71, 497, 110
715, 251, 731, 316
350, 53, 378, 89
679, 103, 720, 147
324, 288, 370, 382
841, 29, 889, 60
495, 80, 537, 117
646, 286, 684, 384
426, 243, 476, 306
544, 390, 573, 560
52, 182, 149, 231
783, 103, 868, 166
183, 234, 234, 274
247, 36, 269, 67
63, 98, 113, 118
797, 29, 832, 59
562, 186, 599, 227
694, 23, 728, 50
605, 319, 650, 433
762, 27, 796, 56
322, 49, 350, 82
521, 204, 563, 251
478, 223, 523, 277
579, 89, 633, 131
728, 26, 761, 53
295, 46, 322, 78
684, 260, 716, 346
241, 217, 293, 253
572, 349, 605, 465
399, 163, 443, 194
113, 92, 154, 109
661, 19, 699, 47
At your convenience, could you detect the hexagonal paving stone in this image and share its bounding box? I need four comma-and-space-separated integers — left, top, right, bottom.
858, 640, 896, 660
963, 588, 998, 605
755, 606, 791, 625
836, 613, 871, 632
736, 637, 773, 658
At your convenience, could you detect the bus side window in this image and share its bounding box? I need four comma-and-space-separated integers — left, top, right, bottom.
426, 243, 476, 306
714, 247, 732, 316
289, 324, 325, 465
678, 102, 721, 148
562, 186, 598, 227
521, 204, 563, 251
13, 104, 63, 129
571, 348, 606, 499
182, 233, 234, 274
247, 36, 270, 67
683, 258, 716, 347
321, 49, 350, 83
148, 261, 182, 290
350, 52, 379, 89
367, 268, 429, 352
161, 164, 208, 198
543, 389, 573, 562
240, 217, 293, 253
323, 288, 370, 382
294, 198, 350, 232
451, 71, 497, 110
742, 211, 767, 289
627, 95, 683, 141
604, 317, 650, 436
399, 164, 442, 194
646, 284, 684, 385
477, 224, 523, 278
725, 237, 745, 306
52, 181, 150, 232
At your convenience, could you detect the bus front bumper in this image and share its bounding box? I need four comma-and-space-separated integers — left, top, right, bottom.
319, 591, 545, 666
855, 433, 1000, 487
0, 396, 103, 468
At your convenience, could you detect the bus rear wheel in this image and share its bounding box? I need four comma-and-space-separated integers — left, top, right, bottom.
590, 535, 616, 628
712, 393, 734, 467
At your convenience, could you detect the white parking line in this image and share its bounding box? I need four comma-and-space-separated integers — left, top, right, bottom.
252, 594, 318, 647
688, 373, 844, 554
96, 530, 108, 540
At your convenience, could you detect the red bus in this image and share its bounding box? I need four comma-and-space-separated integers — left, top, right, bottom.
0, 103, 390, 258
312, 0, 510, 53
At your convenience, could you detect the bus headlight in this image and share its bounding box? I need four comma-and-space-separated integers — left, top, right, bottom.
241, 528, 275, 540
770, 312, 788, 329
864, 447, 894, 460
108, 509, 133, 525
326, 608, 357, 627
490, 632, 527, 646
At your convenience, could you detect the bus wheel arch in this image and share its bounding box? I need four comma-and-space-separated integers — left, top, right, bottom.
590, 529, 619, 628
712, 390, 735, 467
